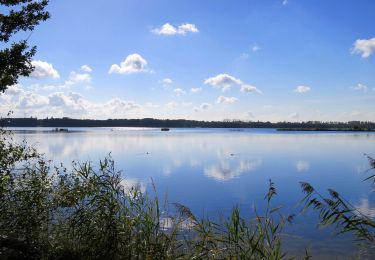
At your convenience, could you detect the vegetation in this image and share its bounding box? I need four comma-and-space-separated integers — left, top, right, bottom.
0, 0, 50, 92
2, 117, 375, 130
0, 127, 374, 259
0, 129, 299, 259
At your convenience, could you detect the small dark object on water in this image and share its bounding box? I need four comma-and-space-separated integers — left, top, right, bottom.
161, 128, 170, 131
52, 128, 68, 132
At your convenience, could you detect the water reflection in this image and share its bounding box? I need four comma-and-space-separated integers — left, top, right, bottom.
204, 158, 262, 181
11, 128, 375, 256
354, 197, 375, 218
295, 160, 310, 172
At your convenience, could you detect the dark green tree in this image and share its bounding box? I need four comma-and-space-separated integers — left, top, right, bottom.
0, 0, 50, 93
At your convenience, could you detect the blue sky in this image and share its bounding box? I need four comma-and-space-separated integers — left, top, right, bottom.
1, 0, 375, 121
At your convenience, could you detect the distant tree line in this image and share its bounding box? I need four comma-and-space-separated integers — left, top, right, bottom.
1, 117, 375, 130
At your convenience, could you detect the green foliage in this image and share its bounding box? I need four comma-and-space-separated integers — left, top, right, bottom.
0, 0, 50, 92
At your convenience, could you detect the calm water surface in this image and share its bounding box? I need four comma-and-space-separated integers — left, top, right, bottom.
11, 127, 375, 258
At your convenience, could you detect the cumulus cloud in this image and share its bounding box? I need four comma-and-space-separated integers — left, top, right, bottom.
152, 23, 198, 36
205, 73, 261, 93
173, 88, 186, 96
0, 85, 143, 119
352, 37, 375, 58
353, 83, 368, 92
204, 74, 242, 91
216, 95, 238, 104
19, 92, 49, 108
30, 60, 60, 79
193, 102, 211, 112
161, 78, 173, 85
81, 65, 92, 72
241, 84, 261, 93
190, 87, 201, 93
109, 54, 148, 74
66, 71, 91, 85
294, 85, 311, 93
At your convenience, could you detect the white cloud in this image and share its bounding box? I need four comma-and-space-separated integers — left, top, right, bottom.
190, 87, 201, 93
200, 103, 211, 110
353, 83, 368, 92
282, 0, 288, 5
352, 37, 375, 58
216, 95, 238, 104
177, 23, 199, 35
161, 78, 173, 85
152, 23, 198, 36
193, 102, 211, 112
66, 71, 91, 85
205, 73, 261, 93
30, 60, 60, 79
4, 84, 25, 96
204, 74, 242, 91
19, 92, 49, 108
152, 23, 177, 35
81, 65, 92, 73
173, 88, 186, 96
1, 85, 144, 119
294, 85, 311, 93
165, 101, 178, 109
109, 54, 148, 74
240, 84, 261, 93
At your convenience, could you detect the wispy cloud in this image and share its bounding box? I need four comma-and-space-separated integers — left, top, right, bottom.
216, 95, 238, 104
190, 87, 201, 93
353, 83, 368, 92
173, 88, 186, 96
81, 65, 92, 73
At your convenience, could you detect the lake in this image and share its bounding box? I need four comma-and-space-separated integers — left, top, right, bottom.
10, 127, 375, 258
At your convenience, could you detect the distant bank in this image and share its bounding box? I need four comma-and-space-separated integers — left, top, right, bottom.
1, 117, 375, 131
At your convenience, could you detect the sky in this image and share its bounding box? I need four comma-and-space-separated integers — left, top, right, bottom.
1, 0, 375, 122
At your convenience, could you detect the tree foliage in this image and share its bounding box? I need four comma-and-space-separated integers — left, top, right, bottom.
0, 0, 49, 92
